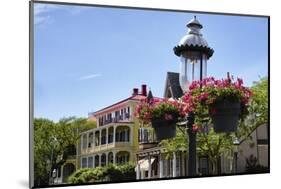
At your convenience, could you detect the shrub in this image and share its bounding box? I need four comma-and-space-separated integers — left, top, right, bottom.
67, 163, 136, 184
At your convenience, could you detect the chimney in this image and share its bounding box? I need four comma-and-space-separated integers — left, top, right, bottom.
132, 88, 139, 96
141, 84, 147, 96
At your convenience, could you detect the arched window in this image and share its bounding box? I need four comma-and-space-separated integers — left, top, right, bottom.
108, 152, 114, 164
95, 131, 100, 146
101, 153, 107, 166
116, 126, 130, 142
95, 155, 99, 167
88, 156, 93, 168
108, 127, 114, 143
101, 129, 106, 145
116, 151, 130, 164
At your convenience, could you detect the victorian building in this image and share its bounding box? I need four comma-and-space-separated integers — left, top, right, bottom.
78, 85, 149, 169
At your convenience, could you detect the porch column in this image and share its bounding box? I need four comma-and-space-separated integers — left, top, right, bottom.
106, 128, 109, 144
130, 126, 133, 143
173, 152, 177, 177
93, 130, 95, 148
93, 156, 95, 168
148, 155, 152, 179
113, 126, 116, 145
99, 154, 101, 166
99, 130, 102, 145
136, 163, 141, 180
159, 154, 163, 178
136, 156, 141, 180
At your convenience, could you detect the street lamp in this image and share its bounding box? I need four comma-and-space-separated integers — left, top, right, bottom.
233, 137, 240, 174
174, 16, 214, 176
174, 16, 214, 92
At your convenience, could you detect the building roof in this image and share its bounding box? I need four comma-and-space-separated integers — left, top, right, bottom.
164, 72, 183, 99
90, 95, 147, 116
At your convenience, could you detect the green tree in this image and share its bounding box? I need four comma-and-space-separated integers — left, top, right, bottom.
197, 128, 233, 174
235, 77, 268, 143
33, 117, 96, 186
34, 118, 57, 186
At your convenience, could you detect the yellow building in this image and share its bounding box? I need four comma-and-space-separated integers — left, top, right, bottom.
78, 85, 148, 169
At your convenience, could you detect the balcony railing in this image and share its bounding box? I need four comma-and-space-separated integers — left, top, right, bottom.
138, 128, 157, 144
81, 141, 132, 154
99, 113, 131, 126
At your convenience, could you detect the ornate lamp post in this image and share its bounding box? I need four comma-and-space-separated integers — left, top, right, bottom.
174, 16, 214, 176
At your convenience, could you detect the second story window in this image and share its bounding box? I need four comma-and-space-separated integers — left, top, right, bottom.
82, 134, 87, 149
127, 106, 130, 119
88, 132, 93, 148
138, 128, 156, 143
116, 127, 130, 142
101, 129, 106, 145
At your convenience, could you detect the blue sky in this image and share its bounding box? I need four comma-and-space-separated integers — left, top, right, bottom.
34, 3, 268, 121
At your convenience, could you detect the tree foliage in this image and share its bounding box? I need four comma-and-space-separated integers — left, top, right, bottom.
67, 163, 136, 184
235, 77, 268, 143
34, 118, 57, 186
33, 117, 96, 186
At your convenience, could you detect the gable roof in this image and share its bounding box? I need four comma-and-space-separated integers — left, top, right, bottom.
164, 72, 183, 99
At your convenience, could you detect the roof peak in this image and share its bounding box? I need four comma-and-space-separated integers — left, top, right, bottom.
186, 15, 203, 29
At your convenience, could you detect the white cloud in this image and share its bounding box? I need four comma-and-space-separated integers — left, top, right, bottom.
34, 15, 50, 25
34, 4, 59, 26
34, 3, 88, 26
78, 74, 102, 81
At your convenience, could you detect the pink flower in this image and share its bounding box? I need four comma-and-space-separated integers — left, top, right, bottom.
164, 114, 173, 121
192, 124, 200, 132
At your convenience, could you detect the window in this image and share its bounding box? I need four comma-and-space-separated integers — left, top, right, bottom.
88, 132, 93, 148
88, 156, 93, 168
121, 109, 123, 120
101, 135, 106, 145
116, 129, 130, 142
95, 131, 100, 146
108, 131, 113, 143
101, 154, 106, 166
127, 106, 130, 116
139, 128, 155, 143
116, 155, 128, 164
81, 157, 87, 168
95, 156, 99, 167
82, 134, 87, 149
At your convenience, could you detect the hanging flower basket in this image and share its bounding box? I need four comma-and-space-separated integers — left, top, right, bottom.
181, 76, 252, 133
135, 98, 186, 141
151, 119, 177, 141
210, 100, 241, 133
